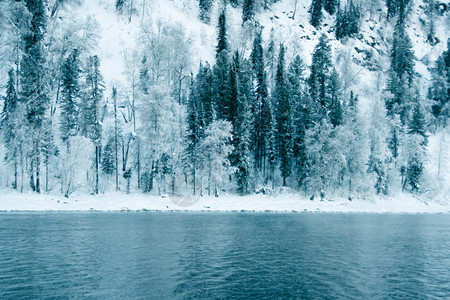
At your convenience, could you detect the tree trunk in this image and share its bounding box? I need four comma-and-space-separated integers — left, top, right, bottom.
30, 159, 35, 192
137, 141, 140, 189
114, 92, 119, 191
35, 155, 40, 194
95, 145, 99, 194
45, 160, 49, 192
13, 161, 18, 190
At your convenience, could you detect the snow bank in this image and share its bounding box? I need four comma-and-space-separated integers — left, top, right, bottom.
0, 190, 448, 213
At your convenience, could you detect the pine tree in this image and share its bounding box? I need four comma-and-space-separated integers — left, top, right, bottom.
195, 62, 214, 128
102, 137, 115, 175
216, 10, 229, 57
213, 51, 232, 121
408, 102, 428, 145
60, 49, 81, 145
309, 0, 323, 28
387, 0, 410, 19
242, 0, 255, 24
275, 45, 292, 186
335, 0, 361, 40
429, 41, 449, 127
329, 69, 343, 127
405, 134, 424, 192
81, 55, 105, 194
1, 69, 21, 189
199, 0, 213, 23
250, 27, 272, 178
324, 0, 338, 15
185, 76, 203, 195
309, 34, 333, 114
386, 15, 415, 120
234, 58, 253, 195
288, 56, 308, 188
21, 0, 49, 193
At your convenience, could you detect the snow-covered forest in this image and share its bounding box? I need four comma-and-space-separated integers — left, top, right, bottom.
0, 0, 448, 201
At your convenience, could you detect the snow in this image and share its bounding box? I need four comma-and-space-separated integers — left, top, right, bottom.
0, 190, 448, 213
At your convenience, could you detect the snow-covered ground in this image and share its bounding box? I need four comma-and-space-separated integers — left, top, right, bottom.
0, 190, 448, 213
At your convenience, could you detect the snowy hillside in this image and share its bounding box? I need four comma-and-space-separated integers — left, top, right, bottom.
0, 0, 448, 209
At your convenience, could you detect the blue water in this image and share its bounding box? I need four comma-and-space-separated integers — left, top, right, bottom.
0, 213, 449, 299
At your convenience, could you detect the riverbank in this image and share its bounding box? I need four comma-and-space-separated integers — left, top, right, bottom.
0, 190, 449, 213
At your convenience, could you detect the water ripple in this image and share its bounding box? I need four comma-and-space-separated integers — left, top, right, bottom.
0, 213, 449, 299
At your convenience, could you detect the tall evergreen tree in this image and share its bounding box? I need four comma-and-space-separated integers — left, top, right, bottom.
216, 10, 229, 57
329, 69, 343, 127
335, 0, 361, 40
405, 104, 427, 192
288, 56, 309, 188
250, 27, 271, 178
234, 57, 253, 194
275, 45, 292, 186
185, 75, 203, 195
242, 0, 255, 23
60, 49, 81, 145
309, 34, 333, 115
81, 55, 105, 194
199, 0, 213, 23
429, 41, 449, 126
102, 137, 115, 175
408, 102, 428, 145
213, 51, 232, 121
386, 15, 415, 122
21, 0, 49, 193
1, 69, 21, 189
309, 0, 323, 28
324, 0, 338, 15
196, 62, 214, 127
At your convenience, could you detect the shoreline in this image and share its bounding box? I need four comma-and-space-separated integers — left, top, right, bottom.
0, 190, 449, 214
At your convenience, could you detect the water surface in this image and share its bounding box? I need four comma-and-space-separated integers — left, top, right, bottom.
0, 213, 449, 298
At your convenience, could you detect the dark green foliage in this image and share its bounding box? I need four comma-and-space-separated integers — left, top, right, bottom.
309, 0, 323, 28
213, 51, 232, 121
388, 127, 399, 159
250, 28, 272, 174
185, 76, 202, 194
429, 41, 449, 126
408, 103, 428, 144
324, 0, 337, 15
115, 0, 125, 12
275, 45, 292, 186
387, 0, 410, 19
386, 17, 415, 119
309, 34, 333, 114
335, 0, 361, 40
81, 55, 104, 145
233, 56, 253, 195
199, 0, 213, 23
21, 0, 48, 128
216, 10, 228, 57
140, 171, 153, 193
242, 0, 255, 23
21, 0, 49, 193
328, 69, 342, 127
407, 154, 423, 191
1, 70, 20, 189
60, 49, 81, 142
102, 137, 115, 175
195, 62, 214, 128
287, 56, 308, 187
